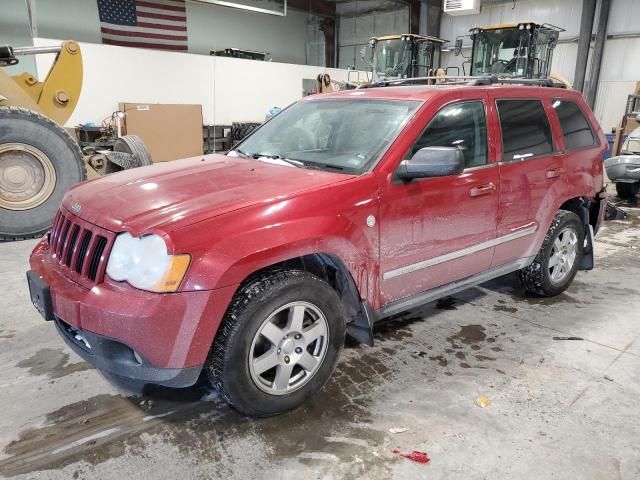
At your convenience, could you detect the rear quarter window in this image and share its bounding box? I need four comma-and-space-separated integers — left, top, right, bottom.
552, 99, 598, 151
497, 99, 554, 161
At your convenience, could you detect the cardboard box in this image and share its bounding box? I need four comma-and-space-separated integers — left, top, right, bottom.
119, 103, 204, 162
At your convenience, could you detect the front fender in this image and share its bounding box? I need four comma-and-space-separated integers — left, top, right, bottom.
170, 176, 381, 304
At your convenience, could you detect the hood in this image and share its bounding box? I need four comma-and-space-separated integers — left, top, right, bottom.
63, 155, 351, 235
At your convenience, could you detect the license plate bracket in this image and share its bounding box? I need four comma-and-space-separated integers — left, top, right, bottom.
26, 271, 54, 321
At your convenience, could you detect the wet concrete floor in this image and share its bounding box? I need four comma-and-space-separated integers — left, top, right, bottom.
1, 197, 639, 479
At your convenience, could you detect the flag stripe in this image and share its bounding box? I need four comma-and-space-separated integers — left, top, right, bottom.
102, 33, 185, 45
135, 0, 185, 12
101, 26, 187, 41
136, 10, 186, 22
98, 0, 188, 52
103, 38, 188, 51
130, 21, 187, 31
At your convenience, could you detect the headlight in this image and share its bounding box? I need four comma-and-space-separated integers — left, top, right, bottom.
106, 233, 190, 292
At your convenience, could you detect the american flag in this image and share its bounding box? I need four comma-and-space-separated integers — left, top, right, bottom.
97, 0, 188, 52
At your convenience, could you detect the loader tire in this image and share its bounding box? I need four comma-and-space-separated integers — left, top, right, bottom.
231, 122, 261, 147
0, 107, 85, 241
105, 135, 153, 173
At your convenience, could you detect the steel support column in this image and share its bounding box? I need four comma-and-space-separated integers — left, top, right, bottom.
574, 0, 596, 93
585, 0, 611, 108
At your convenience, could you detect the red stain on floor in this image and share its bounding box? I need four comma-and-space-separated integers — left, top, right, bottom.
392, 449, 431, 464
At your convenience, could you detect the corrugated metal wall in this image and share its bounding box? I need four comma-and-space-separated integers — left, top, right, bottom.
439, 0, 640, 131
337, 5, 410, 70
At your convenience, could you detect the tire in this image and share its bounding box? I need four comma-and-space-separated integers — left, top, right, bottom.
0, 107, 85, 241
517, 210, 584, 297
206, 270, 346, 417
104, 135, 153, 174
230, 122, 261, 147
615, 182, 639, 199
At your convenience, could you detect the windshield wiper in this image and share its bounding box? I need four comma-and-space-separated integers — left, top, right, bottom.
303, 161, 345, 171
250, 153, 304, 167
234, 148, 250, 158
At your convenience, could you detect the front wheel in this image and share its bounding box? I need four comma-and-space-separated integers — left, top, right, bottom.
206, 270, 346, 417
517, 210, 584, 297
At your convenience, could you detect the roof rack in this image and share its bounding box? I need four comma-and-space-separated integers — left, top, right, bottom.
358, 75, 567, 89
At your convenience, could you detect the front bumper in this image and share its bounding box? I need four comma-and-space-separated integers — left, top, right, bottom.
29, 239, 238, 386
55, 317, 202, 387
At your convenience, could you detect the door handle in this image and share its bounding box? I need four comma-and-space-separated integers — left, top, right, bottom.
469, 182, 496, 197
546, 168, 565, 179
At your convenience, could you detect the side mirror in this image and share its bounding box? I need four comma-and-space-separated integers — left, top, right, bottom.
396, 147, 465, 181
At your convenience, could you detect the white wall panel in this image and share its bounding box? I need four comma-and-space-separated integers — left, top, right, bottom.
34, 38, 216, 126
593, 81, 637, 133
34, 38, 364, 128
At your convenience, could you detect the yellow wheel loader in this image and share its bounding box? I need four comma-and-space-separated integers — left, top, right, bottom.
369, 34, 447, 83
0, 41, 85, 241
455, 22, 571, 87
0, 41, 152, 241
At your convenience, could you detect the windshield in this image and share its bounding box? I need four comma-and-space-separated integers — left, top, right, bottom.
472, 29, 530, 77
231, 98, 420, 173
373, 39, 411, 81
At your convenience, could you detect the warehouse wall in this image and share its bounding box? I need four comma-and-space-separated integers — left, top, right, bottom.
337, 2, 410, 71
439, 0, 640, 131
0, 0, 310, 66
0, 0, 35, 75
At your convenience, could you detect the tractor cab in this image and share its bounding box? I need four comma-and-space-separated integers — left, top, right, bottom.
465, 22, 562, 79
369, 34, 447, 82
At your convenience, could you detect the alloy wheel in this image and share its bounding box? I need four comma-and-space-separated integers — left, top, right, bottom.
249, 301, 329, 395
548, 227, 578, 284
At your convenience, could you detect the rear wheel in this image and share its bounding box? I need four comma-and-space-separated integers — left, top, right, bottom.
206, 270, 346, 417
615, 182, 639, 199
0, 107, 85, 241
517, 210, 584, 297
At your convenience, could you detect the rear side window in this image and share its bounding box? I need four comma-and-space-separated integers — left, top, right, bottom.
497, 100, 554, 161
552, 99, 597, 150
409, 101, 487, 169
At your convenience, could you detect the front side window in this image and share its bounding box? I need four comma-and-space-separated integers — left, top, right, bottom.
409, 101, 487, 169
497, 99, 554, 161
232, 98, 420, 174
552, 99, 597, 151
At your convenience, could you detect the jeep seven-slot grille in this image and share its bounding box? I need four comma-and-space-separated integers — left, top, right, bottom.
48, 208, 115, 287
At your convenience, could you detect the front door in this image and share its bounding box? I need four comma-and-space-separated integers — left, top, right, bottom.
378, 98, 500, 305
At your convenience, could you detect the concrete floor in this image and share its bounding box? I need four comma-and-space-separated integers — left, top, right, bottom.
1, 199, 640, 480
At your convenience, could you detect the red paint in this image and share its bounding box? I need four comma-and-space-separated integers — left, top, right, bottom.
29, 84, 606, 375
392, 449, 431, 464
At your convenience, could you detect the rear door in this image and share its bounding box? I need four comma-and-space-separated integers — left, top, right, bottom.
550, 97, 604, 197
378, 95, 500, 305
491, 97, 567, 267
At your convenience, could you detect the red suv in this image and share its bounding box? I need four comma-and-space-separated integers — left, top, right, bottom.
28, 84, 607, 416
